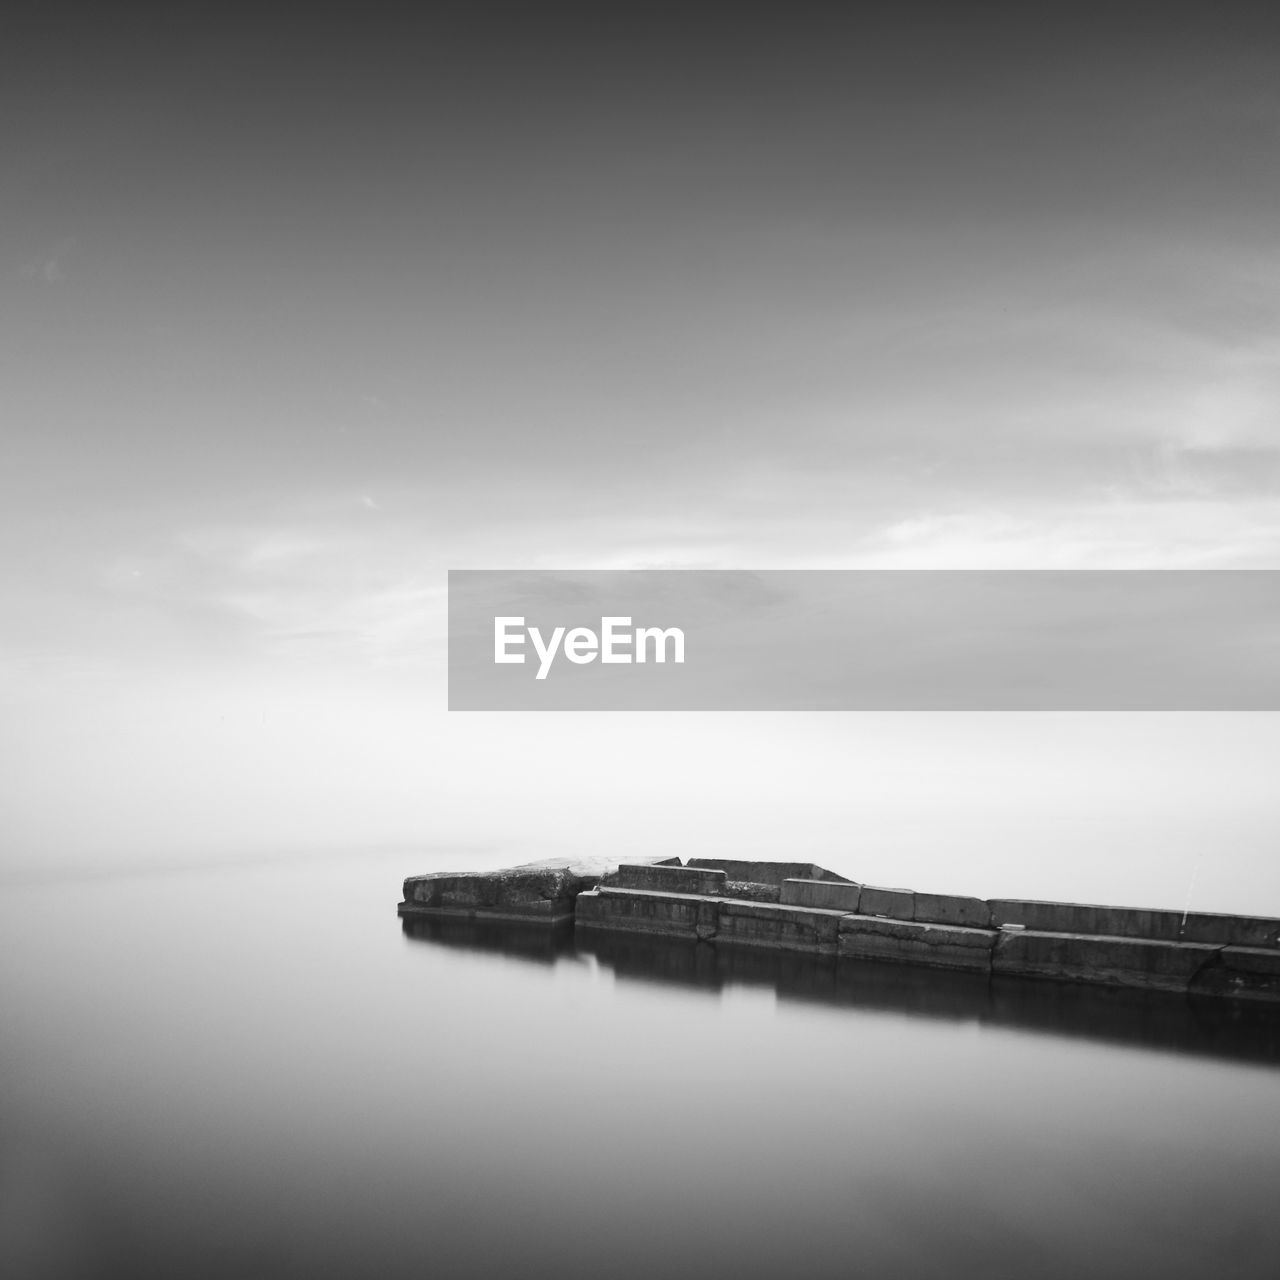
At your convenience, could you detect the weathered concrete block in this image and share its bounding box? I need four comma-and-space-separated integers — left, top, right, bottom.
602, 864, 727, 896
399, 855, 679, 923
857, 885, 915, 920
575, 888, 719, 940
1188, 945, 1280, 1002
989, 900, 1280, 950
838, 916, 997, 973
715, 901, 844, 953
686, 858, 852, 886
992, 929, 1220, 992
913, 892, 992, 929
401, 866, 589, 922
1179, 913, 1280, 950
988, 900, 1139, 936
779, 879, 862, 911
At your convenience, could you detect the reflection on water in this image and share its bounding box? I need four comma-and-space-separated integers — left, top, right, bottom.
2, 859, 1279, 1280
404, 915, 1280, 1067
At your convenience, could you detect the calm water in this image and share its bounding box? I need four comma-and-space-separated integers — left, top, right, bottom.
2, 855, 1279, 1280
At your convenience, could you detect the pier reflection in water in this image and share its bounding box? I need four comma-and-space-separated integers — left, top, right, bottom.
402, 914, 1280, 1068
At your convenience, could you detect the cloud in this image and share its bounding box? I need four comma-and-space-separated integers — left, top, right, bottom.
858, 496, 1280, 569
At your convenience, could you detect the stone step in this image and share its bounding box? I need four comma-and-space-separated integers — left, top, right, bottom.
838, 915, 998, 973
575, 887, 719, 940
600, 863, 727, 896
715, 900, 848, 953
992, 928, 1221, 993
988, 899, 1280, 949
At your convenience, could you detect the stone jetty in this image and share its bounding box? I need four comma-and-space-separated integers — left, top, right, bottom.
398, 857, 1280, 1003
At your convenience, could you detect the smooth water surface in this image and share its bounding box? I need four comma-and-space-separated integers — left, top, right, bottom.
2, 855, 1278, 1280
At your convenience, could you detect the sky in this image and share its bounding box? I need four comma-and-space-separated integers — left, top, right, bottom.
3, 3, 1280, 909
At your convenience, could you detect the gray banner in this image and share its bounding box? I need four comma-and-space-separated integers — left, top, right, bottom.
448, 570, 1280, 710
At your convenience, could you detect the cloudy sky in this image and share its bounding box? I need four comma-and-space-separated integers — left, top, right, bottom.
3, 4, 1279, 907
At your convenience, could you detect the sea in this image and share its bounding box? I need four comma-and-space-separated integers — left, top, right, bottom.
2, 851, 1278, 1280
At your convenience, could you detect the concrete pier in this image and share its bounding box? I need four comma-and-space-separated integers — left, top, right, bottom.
397, 857, 1280, 1004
